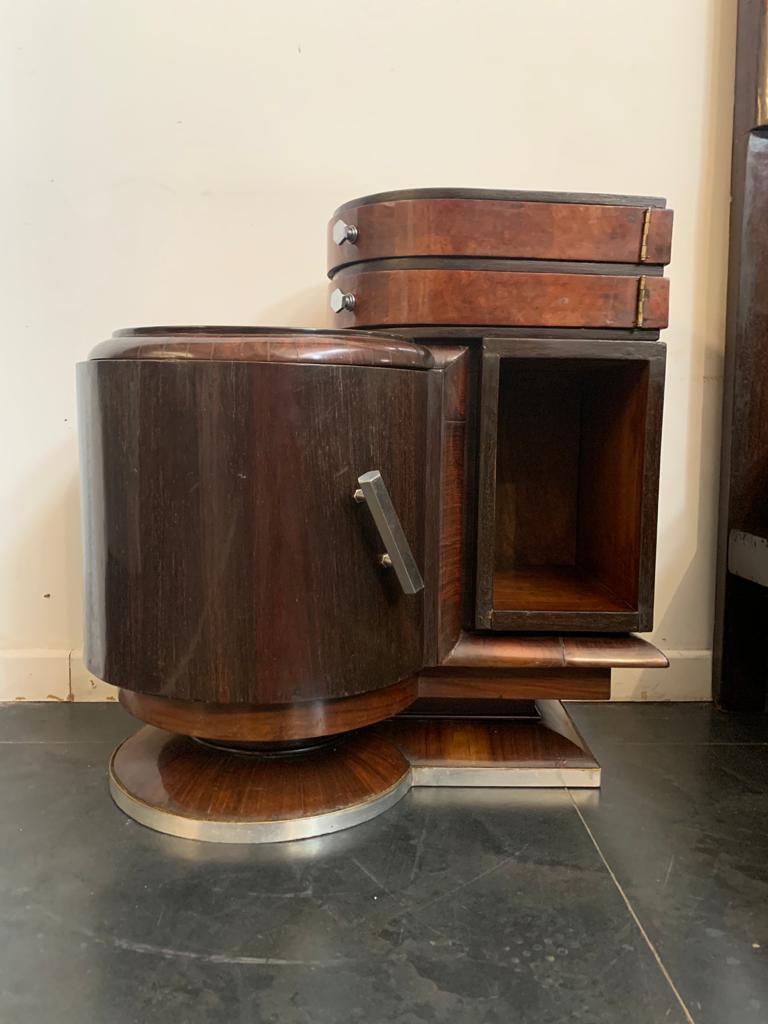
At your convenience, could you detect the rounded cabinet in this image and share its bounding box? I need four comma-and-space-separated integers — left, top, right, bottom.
77, 327, 434, 841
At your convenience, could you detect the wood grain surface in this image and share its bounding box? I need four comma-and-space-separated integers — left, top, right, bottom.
78, 355, 431, 704
328, 196, 673, 273
439, 631, 667, 669
416, 669, 610, 701
329, 266, 669, 330
119, 676, 419, 742
112, 726, 410, 822
90, 325, 433, 370
475, 337, 666, 631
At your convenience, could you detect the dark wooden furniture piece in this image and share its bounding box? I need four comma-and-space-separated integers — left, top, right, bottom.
78, 188, 673, 843
79, 328, 437, 840
713, 0, 768, 710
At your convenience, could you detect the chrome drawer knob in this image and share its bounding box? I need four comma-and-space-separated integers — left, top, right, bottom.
330, 288, 356, 313
332, 219, 359, 245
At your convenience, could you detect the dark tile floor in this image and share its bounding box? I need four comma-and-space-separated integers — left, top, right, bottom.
1, 702, 766, 1024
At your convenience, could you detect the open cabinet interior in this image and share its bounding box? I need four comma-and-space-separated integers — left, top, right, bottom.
492, 357, 649, 619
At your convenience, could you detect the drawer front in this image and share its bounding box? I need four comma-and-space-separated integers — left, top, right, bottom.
328, 265, 669, 331
328, 196, 673, 274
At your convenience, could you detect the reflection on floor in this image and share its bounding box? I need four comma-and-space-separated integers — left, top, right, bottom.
0, 701, 766, 1024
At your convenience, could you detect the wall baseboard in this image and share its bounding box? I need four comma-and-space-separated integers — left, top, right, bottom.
0, 648, 713, 703
69, 651, 118, 701
0, 650, 117, 702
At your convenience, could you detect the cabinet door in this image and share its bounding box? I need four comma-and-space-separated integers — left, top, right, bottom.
475, 337, 665, 632
78, 359, 432, 704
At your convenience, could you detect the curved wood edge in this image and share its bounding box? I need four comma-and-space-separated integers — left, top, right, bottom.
89, 328, 434, 370
329, 269, 669, 331
327, 200, 673, 274
440, 632, 668, 670
332, 187, 668, 212
118, 676, 420, 742
111, 726, 411, 828
561, 636, 669, 669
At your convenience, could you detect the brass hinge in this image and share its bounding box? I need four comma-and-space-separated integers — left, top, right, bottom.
639, 207, 653, 262
635, 275, 647, 327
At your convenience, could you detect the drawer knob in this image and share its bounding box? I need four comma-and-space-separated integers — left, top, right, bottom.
330, 288, 356, 313
332, 219, 359, 245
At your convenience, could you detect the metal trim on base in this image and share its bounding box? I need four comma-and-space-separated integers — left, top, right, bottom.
411, 765, 601, 788
109, 750, 412, 845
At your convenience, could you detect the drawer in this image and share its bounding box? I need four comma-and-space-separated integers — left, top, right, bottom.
328, 260, 669, 331
327, 188, 673, 275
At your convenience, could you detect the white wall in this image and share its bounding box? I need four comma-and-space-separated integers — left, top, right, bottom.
0, 0, 736, 701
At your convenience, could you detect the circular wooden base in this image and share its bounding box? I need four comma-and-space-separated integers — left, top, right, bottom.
109, 726, 411, 844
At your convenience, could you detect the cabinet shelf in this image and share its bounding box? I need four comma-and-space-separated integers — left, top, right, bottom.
492, 566, 634, 614
476, 337, 665, 632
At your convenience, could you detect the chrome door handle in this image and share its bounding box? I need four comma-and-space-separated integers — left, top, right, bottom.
353, 470, 424, 595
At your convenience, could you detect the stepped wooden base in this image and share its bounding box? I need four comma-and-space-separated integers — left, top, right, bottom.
381, 700, 600, 788
109, 701, 599, 844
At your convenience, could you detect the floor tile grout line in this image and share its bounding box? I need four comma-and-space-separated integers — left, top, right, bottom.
567, 789, 697, 1024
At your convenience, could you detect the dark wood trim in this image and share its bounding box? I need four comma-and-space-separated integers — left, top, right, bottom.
440, 631, 667, 670
422, 366, 444, 665
91, 326, 434, 370
332, 187, 667, 212
386, 326, 662, 342
489, 609, 640, 631
475, 348, 501, 628
329, 256, 666, 280
417, 668, 610, 701
424, 345, 471, 662
483, 337, 666, 361
400, 698, 539, 718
